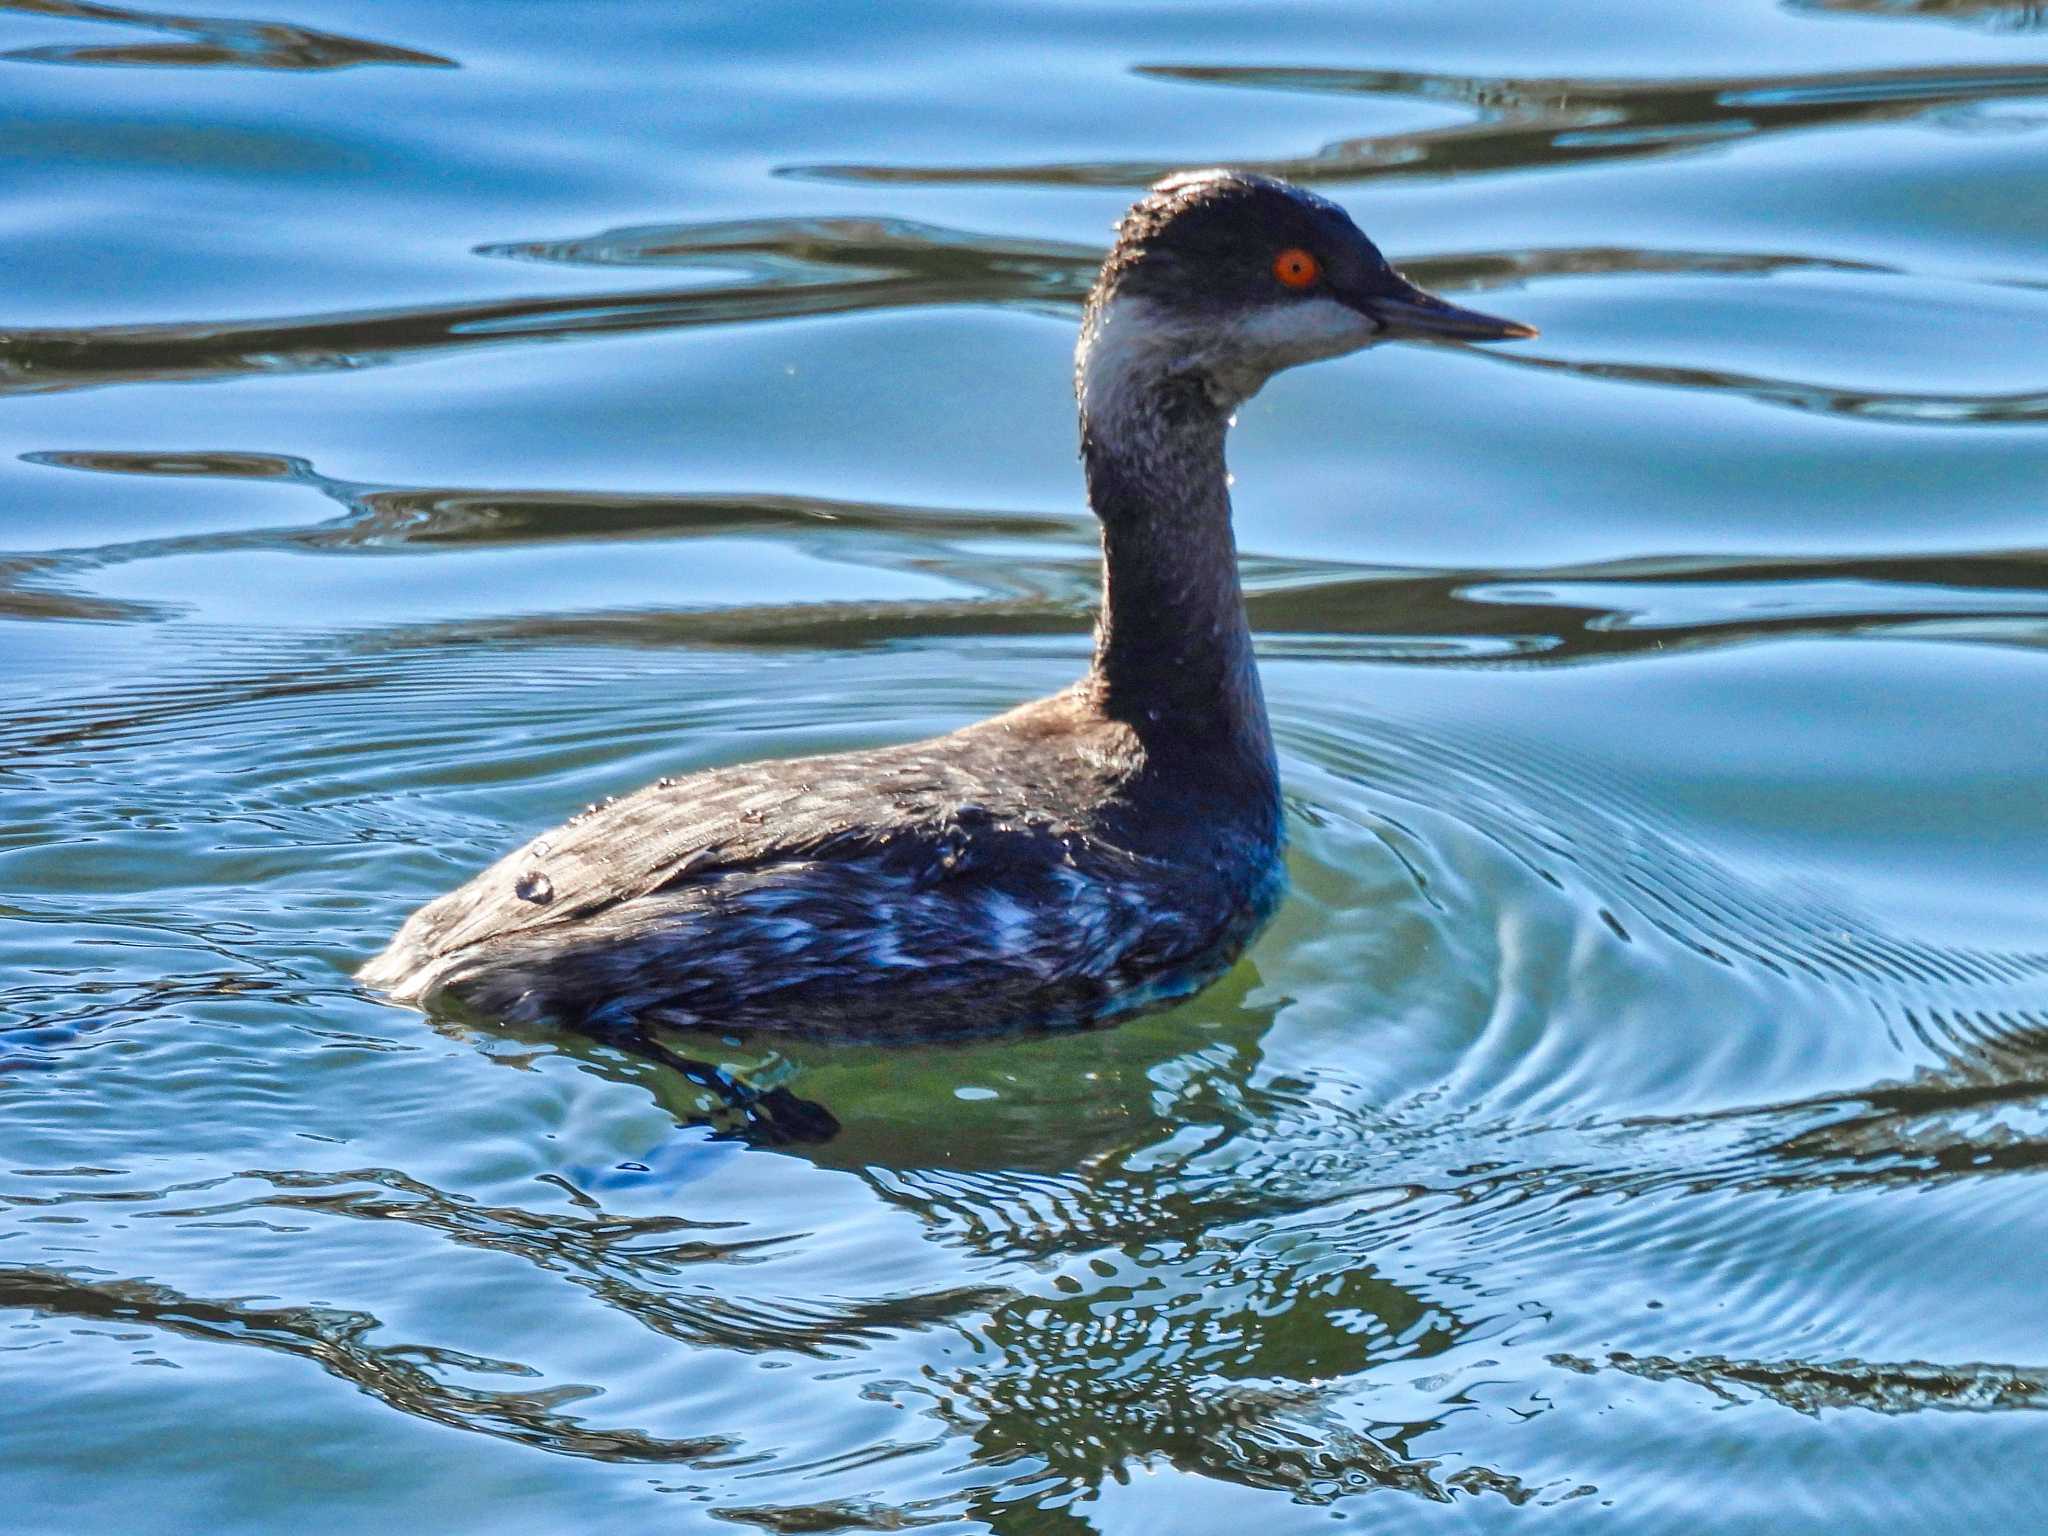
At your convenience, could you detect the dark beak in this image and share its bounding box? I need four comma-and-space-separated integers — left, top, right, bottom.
1358, 276, 1537, 344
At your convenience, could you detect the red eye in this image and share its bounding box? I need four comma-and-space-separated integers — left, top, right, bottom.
1272, 248, 1320, 289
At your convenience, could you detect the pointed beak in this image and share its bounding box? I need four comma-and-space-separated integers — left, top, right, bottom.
1357, 277, 1537, 344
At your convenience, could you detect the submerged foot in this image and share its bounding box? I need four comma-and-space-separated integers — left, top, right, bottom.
595, 1017, 841, 1145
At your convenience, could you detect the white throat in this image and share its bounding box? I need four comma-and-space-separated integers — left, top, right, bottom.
1077, 295, 1221, 455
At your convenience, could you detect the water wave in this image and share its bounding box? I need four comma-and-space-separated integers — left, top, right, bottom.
785, 60, 2048, 186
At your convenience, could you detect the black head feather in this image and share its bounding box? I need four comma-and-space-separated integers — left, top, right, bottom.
1090, 170, 1412, 318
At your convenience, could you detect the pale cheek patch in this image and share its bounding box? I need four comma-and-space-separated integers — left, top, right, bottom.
1079, 293, 1384, 425
1226, 297, 1383, 365
1184, 297, 1385, 407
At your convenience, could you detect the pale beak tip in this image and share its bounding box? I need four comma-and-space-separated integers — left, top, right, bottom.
1500, 320, 1539, 341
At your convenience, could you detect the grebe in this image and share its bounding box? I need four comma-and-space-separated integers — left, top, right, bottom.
362, 171, 1532, 1068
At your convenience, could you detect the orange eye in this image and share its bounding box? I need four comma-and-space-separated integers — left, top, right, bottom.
1272, 247, 1320, 289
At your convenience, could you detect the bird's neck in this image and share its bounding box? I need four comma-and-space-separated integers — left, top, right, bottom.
1079, 378, 1275, 785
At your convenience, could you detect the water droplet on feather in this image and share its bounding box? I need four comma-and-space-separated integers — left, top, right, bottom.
515, 870, 555, 905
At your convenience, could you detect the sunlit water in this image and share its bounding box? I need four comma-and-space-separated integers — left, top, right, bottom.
5, 1, 2048, 1530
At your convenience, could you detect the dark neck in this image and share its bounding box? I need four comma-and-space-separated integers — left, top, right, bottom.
1080, 380, 1274, 781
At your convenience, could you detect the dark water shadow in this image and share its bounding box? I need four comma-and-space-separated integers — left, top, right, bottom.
1644, 1016, 2048, 1191
1495, 348, 2048, 425
0, 1263, 733, 1461
1551, 1348, 2048, 1413
1788, 0, 2048, 32
360, 546, 2048, 663
0, 447, 1090, 648
0, 216, 1096, 399
0, 0, 453, 69
784, 60, 2048, 187
1259, 547, 2048, 663
21, 447, 1083, 551
478, 213, 1098, 286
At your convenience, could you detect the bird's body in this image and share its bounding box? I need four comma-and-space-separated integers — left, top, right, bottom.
361, 170, 1531, 1048
361, 686, 1283, 1040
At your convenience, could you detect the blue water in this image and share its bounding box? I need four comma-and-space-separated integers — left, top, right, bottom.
5, 1, 2048, 1530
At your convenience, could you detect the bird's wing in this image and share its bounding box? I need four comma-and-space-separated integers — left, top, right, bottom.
371, 740, 1001, 973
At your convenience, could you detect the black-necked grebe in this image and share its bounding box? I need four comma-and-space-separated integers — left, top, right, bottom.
361, 171, 1533, 1060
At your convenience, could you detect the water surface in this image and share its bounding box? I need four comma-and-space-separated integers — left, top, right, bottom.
4, 1, 2048, 1530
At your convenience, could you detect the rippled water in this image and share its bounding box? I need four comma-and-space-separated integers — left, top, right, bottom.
5, 0, 2048, 1530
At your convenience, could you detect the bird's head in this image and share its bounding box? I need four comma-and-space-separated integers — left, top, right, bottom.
1078, 170, 1534, 434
